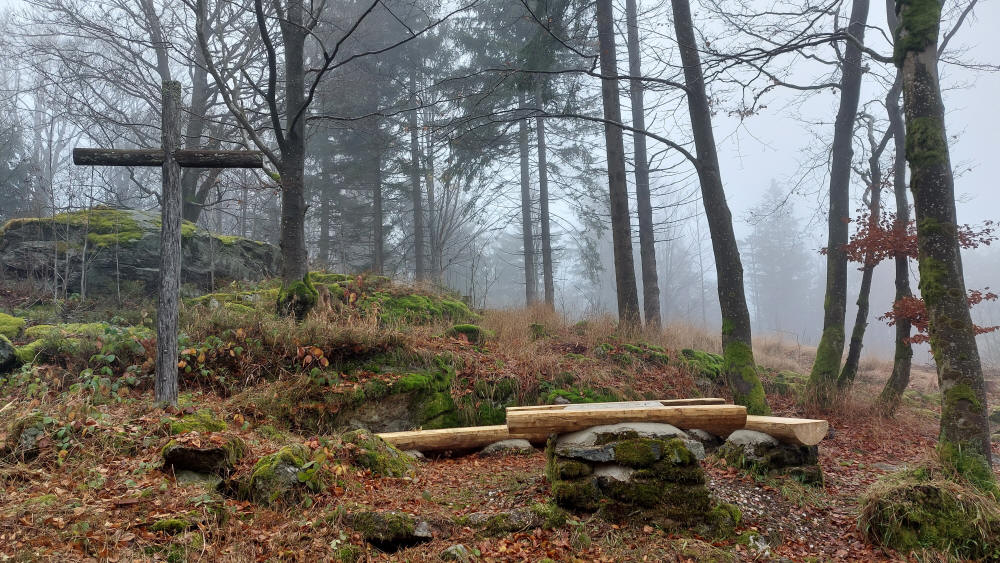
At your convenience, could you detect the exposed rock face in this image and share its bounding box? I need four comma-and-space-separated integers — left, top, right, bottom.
718, 429, 823, 485
347, 511, 432, 552
545, 424, 738, 534
0, 336, 16, 374
0, 207, 279, 294
479, 439, 535, 457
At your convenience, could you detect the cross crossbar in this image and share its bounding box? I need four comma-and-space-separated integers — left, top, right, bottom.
73, 148, 264, 169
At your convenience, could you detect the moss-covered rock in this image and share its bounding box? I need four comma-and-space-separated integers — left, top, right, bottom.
348, 511, 430, 552
341, 429, 414, 477
858, 465, 1000, 560
0, 208, 278, 294
0, 313, 25, 339
168, 409, 227, 435
150, 517, 194, 535
277, 273, 319, 320
446, 324, 493, 345
240, 444, 326, 506
989, 406, 1000, 426
14, 339, 46, 365
0, 335, 17, 374
718, 430, 822, 485
162, 434, 247, 476
681, 349, 724, 382
768, 370, 807, 396
5, 412, 50, 461
360, 291, 475, 325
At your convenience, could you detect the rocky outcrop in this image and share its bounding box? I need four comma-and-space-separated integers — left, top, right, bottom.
0, 207, 279, 294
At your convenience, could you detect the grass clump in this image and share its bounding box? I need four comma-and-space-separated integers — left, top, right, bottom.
858, 462, 1000, 560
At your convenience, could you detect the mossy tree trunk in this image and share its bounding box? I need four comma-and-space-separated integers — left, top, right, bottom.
596, 0, 641, 330
671, 0, 769, 414
626, 0, 661, 329
896, 0, 995, 487
806, 0, 870, 408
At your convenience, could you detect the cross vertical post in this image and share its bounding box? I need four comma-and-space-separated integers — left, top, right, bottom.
157, 81, 182, 407
73, 80, 263, 409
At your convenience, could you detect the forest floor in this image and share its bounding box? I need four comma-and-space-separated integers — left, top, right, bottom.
0, 278, 998, 562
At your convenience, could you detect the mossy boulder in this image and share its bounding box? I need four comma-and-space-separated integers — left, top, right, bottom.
464, 505, 566, 536
446, 324, 493, 345
347, 511, 431, 552
360, 291, 475, 325
0, 335, 17, 374
150, 517, 195, 535
681, 349, 724, 382
0, 313, 25, 339
769, 370, 807, 396
168, 409, 227, 435
162, 434, 247, 476
239, 444, 327, 506
4, 413, 50, 461
858, 466, 1000, 560
341, 429, 414, 477
718, 430, 822, 486
0, 208, 279, 294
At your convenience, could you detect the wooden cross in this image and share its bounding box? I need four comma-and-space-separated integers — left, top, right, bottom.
73, 80, 264, 407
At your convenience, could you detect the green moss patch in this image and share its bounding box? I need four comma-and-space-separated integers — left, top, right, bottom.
277, 273, 319, 320
446, 324, 493, 345
858, 464, 1000, 559
0, 313, 26, 339
681, 349, 724, 381
168, 409, 227, 435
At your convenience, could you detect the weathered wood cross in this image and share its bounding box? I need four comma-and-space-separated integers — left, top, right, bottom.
73, 81, 264, 407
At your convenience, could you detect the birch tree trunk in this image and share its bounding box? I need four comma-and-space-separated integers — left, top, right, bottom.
896, 0, 995, 486
671, 0, 769, 414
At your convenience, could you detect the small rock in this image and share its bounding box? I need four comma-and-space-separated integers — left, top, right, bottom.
553, 396, 571, 405
591, 464, 635, 482
162, 434, 246, 476
826, 425, 836, 440
441, 544, 472, 561
686, 428, 722, 452
413, 520, 433, 538
174, 470, 223, 489
466, 508, 541, 535
5, 414, 48, 461
348, 511, 430, 552
873, 462, 899, 472
479, 439, 534, 457
0, 336, 17, 374
404, 450, 426, 461
724, 429, 779, 450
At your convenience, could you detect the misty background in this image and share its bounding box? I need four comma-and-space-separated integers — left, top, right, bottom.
1, 0, 998, 370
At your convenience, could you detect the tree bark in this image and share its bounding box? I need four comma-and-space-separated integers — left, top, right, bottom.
519, 91, 538, 306
596, 0, 641, 329
318, 180, 331, 267
536, 110, 555, 308
409, 71, 426, 282
671, 0, 769, 414
878, 3, 913, 415
807, 0, 870, 408
277, 0, 309, 283
373, 149, 384, 274
625, 0, 661, 328
155, 81, 182, 407
839, 151, 883, 387
424, 134, 441, 282
896, 0, 994, 486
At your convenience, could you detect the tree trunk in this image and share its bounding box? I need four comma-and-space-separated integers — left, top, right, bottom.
625, 0, 661, 328
424, 135, 441, 282
278, 0, 308, 283
318, 181, 330, 267
519, 91, 538, 306
595, 0, 641, 329
839, 152, 883, 386
373, 149, 384, 274
536, 110, 555, 308
408, 72, 426, 282
877, 3, 913, 415
897, 0, 994, 486
155, 81, 182, 407
807, 0, 870, 408
671, 0, 769, 414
